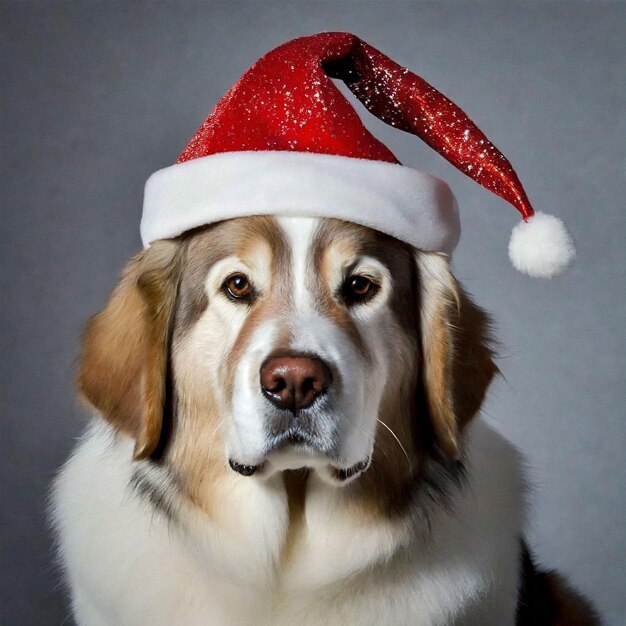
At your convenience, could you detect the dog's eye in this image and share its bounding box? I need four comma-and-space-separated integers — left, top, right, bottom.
223, 274, 254, 302
341, 275, 379, 306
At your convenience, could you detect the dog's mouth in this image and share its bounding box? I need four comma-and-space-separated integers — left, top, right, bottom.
228, 449, 371, 483
228, 422, 371, 482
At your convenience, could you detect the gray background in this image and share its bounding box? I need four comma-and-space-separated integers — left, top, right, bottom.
2, 1, 625, 624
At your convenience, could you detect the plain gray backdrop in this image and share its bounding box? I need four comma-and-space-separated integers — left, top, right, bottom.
2, 1, 625, 624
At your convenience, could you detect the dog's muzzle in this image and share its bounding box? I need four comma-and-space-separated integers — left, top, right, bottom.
227, 352, 370, 482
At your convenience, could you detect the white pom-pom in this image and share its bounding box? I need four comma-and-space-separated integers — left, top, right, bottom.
508, 212, 575, 278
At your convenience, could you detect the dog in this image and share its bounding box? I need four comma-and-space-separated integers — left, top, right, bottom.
51, 215, 598, 625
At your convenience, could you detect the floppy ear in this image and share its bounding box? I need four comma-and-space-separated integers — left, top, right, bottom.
77, 240, 184, 460
416, 253, 498, 459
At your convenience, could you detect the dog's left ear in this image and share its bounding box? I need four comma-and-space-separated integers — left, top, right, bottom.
77, 240, 185, 460
416, 253, 498, 459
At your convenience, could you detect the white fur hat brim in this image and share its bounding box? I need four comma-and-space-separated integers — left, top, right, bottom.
142, 151, 460, 255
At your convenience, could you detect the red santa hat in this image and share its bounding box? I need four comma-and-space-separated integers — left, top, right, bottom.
142, 32, 575, 278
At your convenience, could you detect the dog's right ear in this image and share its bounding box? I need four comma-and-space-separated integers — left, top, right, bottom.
77, 240, 185, 460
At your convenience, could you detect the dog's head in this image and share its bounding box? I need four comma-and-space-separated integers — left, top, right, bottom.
79, 216, 495, 509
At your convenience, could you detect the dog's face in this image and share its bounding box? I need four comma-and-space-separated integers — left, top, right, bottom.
79, 216, 495, 510
172, 217, 419, 485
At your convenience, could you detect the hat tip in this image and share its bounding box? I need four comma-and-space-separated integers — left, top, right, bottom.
508, 212, 576, 278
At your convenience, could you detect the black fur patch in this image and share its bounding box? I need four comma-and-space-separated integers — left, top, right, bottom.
516, 541, 600, 625
129, 465, 180, 524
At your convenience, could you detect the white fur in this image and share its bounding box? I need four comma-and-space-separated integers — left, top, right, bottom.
141, 151, 460, 254
278, 216, 316, 312
508, 211, 576, 278
51, 418, 525, 626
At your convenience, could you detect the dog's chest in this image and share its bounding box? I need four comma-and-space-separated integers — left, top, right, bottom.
172, 504, 490, 626
53, 421, 523, 626
164, 493, 504, 626
132, 464, 510, 626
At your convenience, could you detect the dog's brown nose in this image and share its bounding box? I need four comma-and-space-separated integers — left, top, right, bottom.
260, 355, 331, 412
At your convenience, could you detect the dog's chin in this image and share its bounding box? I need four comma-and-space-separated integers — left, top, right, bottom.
228, 437, 372, 487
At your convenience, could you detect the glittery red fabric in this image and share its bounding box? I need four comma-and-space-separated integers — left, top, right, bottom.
178, 32, 535, 221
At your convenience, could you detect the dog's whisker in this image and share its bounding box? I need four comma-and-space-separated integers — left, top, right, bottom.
354, 425, 393, 470
376, 418, 412, 473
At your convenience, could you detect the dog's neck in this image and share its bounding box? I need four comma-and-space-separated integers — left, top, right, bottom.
136, 412, 464, 596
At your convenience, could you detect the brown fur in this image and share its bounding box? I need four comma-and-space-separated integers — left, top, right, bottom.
279, 469, 309, 568
416, 255, 498, 459
78, 240, 186, 459
312, 222, 372, 361
175, 218, 290, 328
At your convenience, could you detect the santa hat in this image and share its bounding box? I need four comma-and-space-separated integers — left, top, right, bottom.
142, 32, 575, 278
